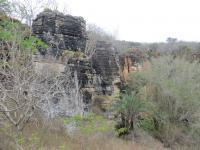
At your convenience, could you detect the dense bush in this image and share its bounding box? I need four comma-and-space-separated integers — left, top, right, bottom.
0, 15, 48, 55
113, 92, 148, 133
124, 56, 200, 147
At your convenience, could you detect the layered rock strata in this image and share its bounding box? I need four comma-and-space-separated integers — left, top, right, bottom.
92, 41, 121, 95
32, 10, 143, 117
32, 9, 87, 56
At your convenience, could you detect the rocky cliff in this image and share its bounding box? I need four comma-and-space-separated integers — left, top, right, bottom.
92, 41, 121, 95
32, 10, 141, 117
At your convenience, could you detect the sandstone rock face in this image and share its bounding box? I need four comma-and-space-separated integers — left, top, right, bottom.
68, 58, 95, 112
92, 41, 121, 95
32, 9, 87, 56
31, 10, 142, 117
68, 58, 94, 88
1, 10, 145, 118
119, 49, 146, 82
119, 56, 132, 82
62, 41, 122, 115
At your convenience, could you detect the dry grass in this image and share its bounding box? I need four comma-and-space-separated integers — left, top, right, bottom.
0, 118, 167, 150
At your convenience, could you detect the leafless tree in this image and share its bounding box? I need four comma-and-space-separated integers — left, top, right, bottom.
0, 0, 84, 131
0, 8, 71, 130
0, 0, 11, 14
11, 0, 59, 26
0, 54, 72, 130
85, 24, 115, 58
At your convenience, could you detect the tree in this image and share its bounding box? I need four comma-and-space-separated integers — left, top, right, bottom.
11, 0, 59, 26
113, 92, 146, 131
132, 56, 200, 146
166, 37, 178, 44
0, 13, 70, 131
85, 24, 115, 57
0, 61, 70, 131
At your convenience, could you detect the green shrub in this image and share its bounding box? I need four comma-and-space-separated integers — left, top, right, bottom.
146, 56, 200, 126
138, 116, 155, 131
0, 15, 48, 55
113, 92, 147, 131
115, 127, 129, 136
127, 72, 147, 93
20, 36, 48, 54
127, 55, 200, 147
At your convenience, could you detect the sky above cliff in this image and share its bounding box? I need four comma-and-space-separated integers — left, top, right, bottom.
56, 0, 200, 42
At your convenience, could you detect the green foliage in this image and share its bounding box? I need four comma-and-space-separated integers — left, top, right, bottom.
114, 92, 146, 116
0, 19, 22, 39
20, 36, 48, 54
0, 30, 12, 40
0, 19, 17, 41
0, 15, 48, 55
145, 56, 200, 125
127, 72, 147, 93
59, 144, 66, 150
115, 127, 129, 136
17, 135, 25, 145
138, 116, 155, 131
64, 113, 111, 134
126, 55, 200, 147
113, 92, 147, 131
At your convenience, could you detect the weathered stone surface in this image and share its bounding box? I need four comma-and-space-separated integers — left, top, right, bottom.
67, 57, 95, 113
92, 41, 121, 95
32, 9, 87, 56
32, 42, 144, 117
31, 10, 145, 117
119, 49, 146, 82
63, 41, 122, 114
1, 10, 146, 118
68, 58, 94, 88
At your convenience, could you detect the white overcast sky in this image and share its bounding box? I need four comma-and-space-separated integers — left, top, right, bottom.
51, 0, 200, 42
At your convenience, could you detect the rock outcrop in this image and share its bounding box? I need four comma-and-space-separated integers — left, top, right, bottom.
0, 10, 145, 119
92, 41, 121, 95
32, 9, 87, 56
119, 49, 146, 82
32, 10, 144, 117
68, 58, 94, 112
